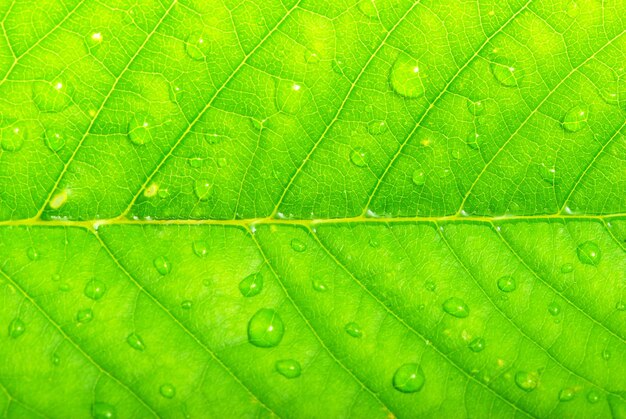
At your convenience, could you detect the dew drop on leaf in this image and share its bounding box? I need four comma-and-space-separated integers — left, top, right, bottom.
514, 371, 539, 392
194, 179, 212, 201
247, 308, 284, 348
467, 98, 485, 116
562, 106, 588, 132
344, 322, 363, 338
576, 241, 601, 266
392, 363, 425, 393
27, 246, 39, 261
497, 275, 516, 292
77, 308, 94, 323
143, 183, 159, 198
560, 263, 574, 274
331, 59, 345, 75
127, 115, 153, 145
275, 80, 304, 114
466, 132, 482, 150
45, 129, 66, 152
49, 190, 68, 210
490, 58, 524, 87
548, 302, 561, 316
412, 169, 426, 186
304, 49, 320, 64
290, 238, 307, 252
390, 53, 426, 98
153, 256, 171, 275
8, 318, 25, 338
1, 124, 26, 152
276, 359, 301, 379
92, 402, 116, 419
192, 240, 209, 257
350, 148, 368, 167
84, 32, 103, 53
188, 157, 202, 168
312, 279, 327, 292
159, 383, 176, 399
424, 280, 436, 292
602, 349, 611, 360
468, 337, 485, 353
126, 333, 145, 351
587, 390, 601, 404
32, 79, 72, 113
367, 120, 387, 135
181, 300, 193, 310
559, 388, 575, 402
185, 31, 209, 60
442, 297, 470, 318
84, 279, 106, 301
239, 273, 263, 297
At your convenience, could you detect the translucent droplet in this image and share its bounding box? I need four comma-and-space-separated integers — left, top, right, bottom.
514, 371, 539, 392
188, 157, 202, 168
92, 402, 116, 419
239, 273, 263, 297
84, 279, 106, 301
84, 32, 104, 53
290, 238, 307, 252
442, 297, 470, 318
128, 115, 153, 145
185, 31, 209, 60
616, 301, 626, 311
77, 308, 94, 323
194, 179, 212, 201
247, 308, 284, 348
412, 169, 426, 186
390, 53, 426, 98
27, 247, 39, 261
560, 263, 574, 274
344, 322, 363, 338
49, 190, 68, 210
181, 300, 193, 310
126, 333, 145, 351
217, 157, 227, 167
392, 363, 425, 393
490, 58, 524, 87
350, 148, 367, 167
468, 337, 485, 353
466, 132, 482, 150
153, 256, 171, 275
587, 390, 600, 403
548, 302, 561, 317
424, 280, 436, 292
32, 79, 72, 112
160, 383, 176, 399
559, 388, 575, 402
192, 241, 209, 257
8, 318, 25, 338
602, 349, 611, 360
143, 183, 159, 198
275, 359, 301, 379
331, 59, 345, 75
497, 275, 516, 292
52, 353, 60, 366
312, 279, 327, 292
467, 99, 485, 115
357, 0, 378, 17
367, 120, 387, 135
304, 49, 320, 64
45, 129, 66, 152
276, 80, 304, 114
562, 106, 588, 132
577, 241, 601, 266
599, 87, 619, 106
1, 124, 26, 151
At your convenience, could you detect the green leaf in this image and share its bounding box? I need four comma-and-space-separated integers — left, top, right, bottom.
0, 0, 624, 417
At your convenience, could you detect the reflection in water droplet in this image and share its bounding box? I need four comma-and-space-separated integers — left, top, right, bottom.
33, 79, 72, 112
188, 157, 202, 168
587, 390, 600, 403
8, 318, 25, 338
548, 302, 561, 316
84, 32, 104, 53
52, 353, 60, 366
442, 297, 470, 318
27, 247, 39, 261
217, 157, 227, 168
304, 49, 320, 64
393, 363, 425, 393
160, 383, 176, 399
412, 169, 426, 186
344, 322, 363, 338
84, 279, 106, 301
194, 179, 212, 201
357, 0, 378, 17
468, 337, 485, 352
50, 190, 68, 210
275, 80, 304, 114
562, 106, 588, 132
466, 132, 481, 150
350, 148, 368, 167
45, 130, 66, 152
291, 239, 307, 252
181, 300, 193, 310
514, 371, 539, 392
559, 388, 575, 402
143, 183, 159, 198
390, 53, 426, 98
602, 349, 611, 360
467, 99, 485, 115
128, 115, 153, 145
367, 120, 387, 135
497, 275, 516, 292
577, 241, 600, 266
331, 59, 345, 75
312, 279, 327, 292
276, 359, 301, 379
424, 280, 436, 292
126, 333, 145, 351
247, 308, 284, 348
92, 402, 116, 419
77, 308, 94, 323
560, 263, 573, 274
192, 241, 209, 257
1, 124, 26, 151
490, 58, 524, 87
153, 256, 171, 275
239, 273, 263, 297
185, 31, 209, 60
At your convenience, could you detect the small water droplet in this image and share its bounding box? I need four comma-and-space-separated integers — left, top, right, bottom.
616, 301, 626, 311
239, 273, 263, 297
602, 349, 611, 360
290, 238, 306, 252
490, 58, 524, 87
84, 279, 106, 301
77, 308, 94, 323
560, 263, 574, 274
390, 53, 426, 98
49, 190, 68, 210
192, 241, 209, 257
143, 183, 159, 198
467, 99, 485, 115
304, 49, 320, 63
32, 79, 72, 112
181, 300, 193, 310
497, 275, 516, 292
247, 308, 284, 348
8, 318, 25, 338
442, 297, 470, 318
126, 333, 145, 351
185, 31, 209, 60
275, 359, 301, 379
465, 132, 482, 150
27, 247, 39, 261
45, 129, 66, 151
468, 337, 485, 353
412, 169, 426, 186
392, 363, 425, 393
577, 241, 601, 266
52, 353, 60, 366
587, 390, 601, 404
275, 80, 304, 114
153, 256, 171, 275
1, 124, 26, 151
217, 157, 227, 168
344, 322, 363, 338
128, 115, 153, 145
312, 279, 327, 292
331, 59, 345, 75
548, 302, 561, 316
562, 106, 588, 132
424, 280, 436, 292
357, 0, 378, 17
84, 32, 104, 53
194, 179, 212, 201
92, 402, 116, 419
188, 157, 202, 168
350, 148, 368, 167
159, 383, 176, 399
559, 387, 576, 402
367, 120, 387, 135
514, 371, 539, 392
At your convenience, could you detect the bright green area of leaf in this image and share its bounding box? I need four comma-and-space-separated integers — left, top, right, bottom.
0, 0, 625, 417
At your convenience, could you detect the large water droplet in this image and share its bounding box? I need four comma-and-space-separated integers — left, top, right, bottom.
32, 79, 72, 112
490, 58, 524, 87
194, 178, 212, 201
128, 114, 153, 145
442, 297, 470, 318
548, 302, 561, 316
192, 240, 209, 257
185, 31, 209, 60
468, 337, 485, 353
562, 106, 588, 132
247, 308, 284, 348
587, 390, 600, 403
160, 383, 176, 399
153, 256, 171, 275
390, 53, 426, 98
497, 276, 516, 292
126, 333, 145, 351
77, 308, 94, 323
8, 318, 25, 338
514, 371, 539, 392
239, 273, 263, 297
84, 279, 106, 301
367, 120, 387, 135
577, 241, 601, 266
49, 190, 68, 210
275, 359, 301, 379
350, 148, 368, 167
412, 169, 426, 186
92, 402, 116, 419
559, 388, 576, 402
275, 80, 304, 114
392, 363, 425, 393
45, 129, 66, 152
344, 322, 363, 338
1, 124, 26, 151
357, 0, 378, 17
290, 239, 306, 252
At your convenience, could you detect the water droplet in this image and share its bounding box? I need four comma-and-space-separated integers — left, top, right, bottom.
45, 129, 66, 151
468, 337, 485, 353
185, 31, 209, 60
616, 301, 626, 311
357, 0, 378, 17
239, 273, 263, 297
143, 183, 159, 198
514, 371, 539, 392
442, 297, 470, 318
84, 279, 106, 301
49, 190, 68, 210
548, 302, 561, 316
32, 79, 72, 112
84, 32, 104, 53
275, 359, 301, 379
497, 275, 516, 292
8, 318, 25, 338
192, 241, 209, 257
52, 353, 60, 366
587, 390, 601, 403
194, 178, 212, 201
181, 300, 193, 310
602, 349, 611, 360
217, 157, 227, 168
331, 59, 345, 75
490, 58, 524, 87
160, 383, 176, 399
153, 256, 171, 275
467, 99, 485, 115
290, 239, 306, 252
412, 169, 426, 186
247, 308, 284, 348
312, 279, 327, 292
562, 106, 588, 132
275, 80, 304, 114
367, 120, 387, 135
390, 53, 426, 98
350, 148, 368, 167
128, 114, 153, 145
566, 1, 580, 18
92, 402, 116, 419
188, 157, 202, 168
77, 308, 94, 323
126, 333, 145, 351
1, 124, 26, 151
560, 263, 574, 274
304, 49, 320, 64
392, 363, 425, 393
424, 280, 436, 292
577, 241, 601, 266
465, 132, 482, 150
344, 322, 363, 338
559, 387, 576, 402
26, 247, 39, 261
